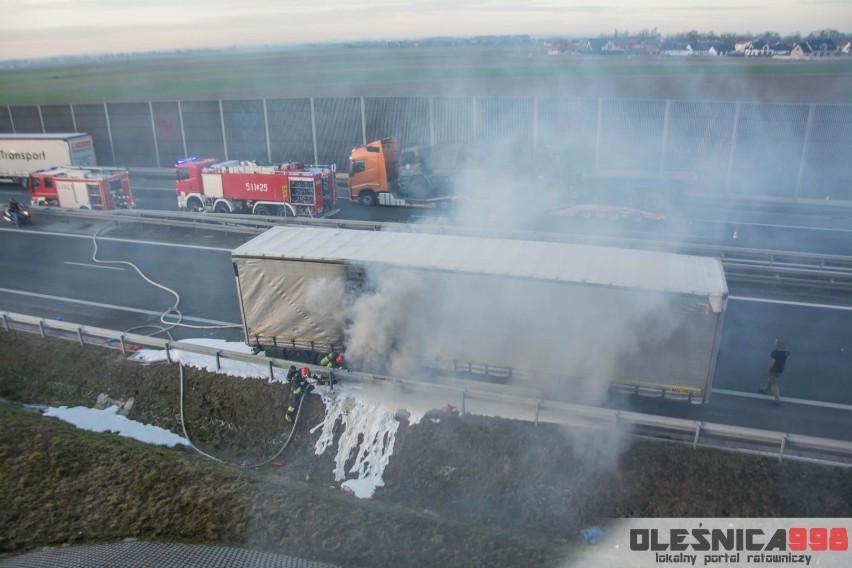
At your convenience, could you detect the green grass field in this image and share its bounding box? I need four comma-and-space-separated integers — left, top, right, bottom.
2, 46, 851, 105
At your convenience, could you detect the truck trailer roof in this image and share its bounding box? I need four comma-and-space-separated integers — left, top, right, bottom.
232, 226, 728, 309
0, 133, 89, 140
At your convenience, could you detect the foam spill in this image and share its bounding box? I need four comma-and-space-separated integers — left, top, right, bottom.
312, 391, 399, 499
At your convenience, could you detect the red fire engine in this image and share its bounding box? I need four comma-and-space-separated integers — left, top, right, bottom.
175, 157, 337, 216
29, 166, 134, 210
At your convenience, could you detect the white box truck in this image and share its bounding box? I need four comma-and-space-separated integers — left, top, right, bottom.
231, 226, 728, 404
0, 133, 97, 185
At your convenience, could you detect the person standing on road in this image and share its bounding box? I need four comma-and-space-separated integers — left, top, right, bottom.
760, 339, 791, 406
8, 199, 21, 227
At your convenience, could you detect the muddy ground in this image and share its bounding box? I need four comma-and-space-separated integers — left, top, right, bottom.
1, 330, 850, 567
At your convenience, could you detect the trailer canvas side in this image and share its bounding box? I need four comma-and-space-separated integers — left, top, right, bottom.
232, 227, 728, 403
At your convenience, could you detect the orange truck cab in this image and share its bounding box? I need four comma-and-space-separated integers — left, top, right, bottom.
348, 138, 399, 206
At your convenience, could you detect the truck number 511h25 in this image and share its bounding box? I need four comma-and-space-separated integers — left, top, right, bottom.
245, 182, 268, 192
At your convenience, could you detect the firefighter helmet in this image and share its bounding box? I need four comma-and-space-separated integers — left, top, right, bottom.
300, 367, 311, 377
335, 354, 346, 365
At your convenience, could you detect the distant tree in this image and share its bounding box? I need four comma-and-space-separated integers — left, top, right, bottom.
675, 30, 702, 43
757, 31, 781, 44
637, 28, 661, 42
782, 33, 802, 45
806, 29, 844, 41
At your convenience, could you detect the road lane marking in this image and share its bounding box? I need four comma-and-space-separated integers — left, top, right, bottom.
695, 218, 852, 233
0, 287, 239, 327
713, 388, 852, 411
730, 296, 852, 311
64, 261, 125, 271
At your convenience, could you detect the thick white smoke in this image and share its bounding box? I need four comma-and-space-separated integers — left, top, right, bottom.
325, 255, 693, 407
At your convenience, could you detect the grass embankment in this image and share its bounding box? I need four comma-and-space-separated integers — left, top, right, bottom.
1, 330, 850, 567
0, 405, 564, 568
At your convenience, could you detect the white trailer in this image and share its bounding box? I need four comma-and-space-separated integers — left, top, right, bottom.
231, 227, 728, 403
0, 133, 96, 185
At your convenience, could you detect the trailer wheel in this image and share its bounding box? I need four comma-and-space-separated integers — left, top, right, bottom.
359, 191, 377, 207
407, 176, 433, 199
213, 202, 231, 214
254, 204, 272, 216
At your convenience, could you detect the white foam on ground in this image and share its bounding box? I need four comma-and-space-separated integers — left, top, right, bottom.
312, 392, 399, 499
130, 340, 400, 499
130, 340, 287, 382
44, 405, 190, 447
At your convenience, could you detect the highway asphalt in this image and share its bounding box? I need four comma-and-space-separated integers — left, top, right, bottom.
1, 220, 851, 444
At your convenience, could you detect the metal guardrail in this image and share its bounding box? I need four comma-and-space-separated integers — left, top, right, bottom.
35, 206, 386, 233
33, 207, 852, 291
3, 311, 851, 466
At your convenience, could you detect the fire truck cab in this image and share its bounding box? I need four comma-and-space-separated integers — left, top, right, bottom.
29, 166, 134, 210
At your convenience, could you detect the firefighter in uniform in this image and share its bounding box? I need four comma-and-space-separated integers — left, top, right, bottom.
285, 365, 299, 384
320, 351, 346, 370
285, 367, 315, 423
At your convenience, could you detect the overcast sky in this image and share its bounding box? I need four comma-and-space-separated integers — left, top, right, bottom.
1, 0, 850, 60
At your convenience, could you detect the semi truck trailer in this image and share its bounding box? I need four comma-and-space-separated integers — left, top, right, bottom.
0, 134, 96, 186
349, 137, 697, 212
231, 226, 728, 403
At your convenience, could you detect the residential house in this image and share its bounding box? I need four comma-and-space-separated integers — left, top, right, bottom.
687, 42, 732, 56
744, 41, 773, 56
809, 39, 838, 56
660, 41, 690, 56
709, 44, 734, 56
734, 40, 751, 54
547, 41, 568, 55
600, 40, 624, 54
687, 41, 712, 55
791, 40, 839, 58
791, 42, 813, 59
771, 43, 792, 56
583, 38, 608, 54
841, 41, 852, 55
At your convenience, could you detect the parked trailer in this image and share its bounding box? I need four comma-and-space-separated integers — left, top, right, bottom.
348, 137, 505, 209
231, 227, 728, 403
0, 133, 96, 186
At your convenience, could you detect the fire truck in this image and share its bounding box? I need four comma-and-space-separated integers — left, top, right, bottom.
28, 166, 134, 210
175, 157, 337, 217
